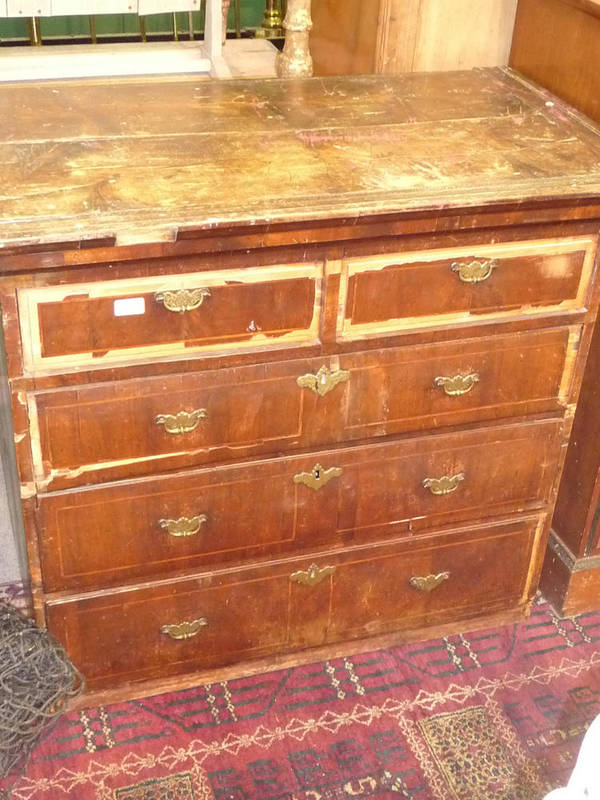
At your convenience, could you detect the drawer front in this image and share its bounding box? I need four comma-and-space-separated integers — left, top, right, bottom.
38, 419, 561, 591
18, 262, 322, 373
342, 325, 576, 435
326, 516, 540, 640
339, 236, 597, 340
45, 516, 540, 689
47, 565, 294, 689
30, 327, 576, 490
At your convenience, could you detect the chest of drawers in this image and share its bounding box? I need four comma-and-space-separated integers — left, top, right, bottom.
2, 69, 600, 705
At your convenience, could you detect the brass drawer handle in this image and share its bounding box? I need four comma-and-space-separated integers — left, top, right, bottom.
451, 258, 498, 283
434, 373, 480, 396
409, 572, 450, 593
154, 288, 211, 313
159, 514, 208, 538
293, 463, 342, 491
160, 617, 208, 640
423, 473, 465, 496
290, 563, 335, 587
297, 365, 350, 397
155, 409, 207, 434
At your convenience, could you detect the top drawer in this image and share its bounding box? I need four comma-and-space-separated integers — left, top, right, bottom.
338, 236, 597, 340
17, 262, 322, 374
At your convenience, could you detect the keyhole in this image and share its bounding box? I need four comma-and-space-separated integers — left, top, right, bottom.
314, 469, 320, 479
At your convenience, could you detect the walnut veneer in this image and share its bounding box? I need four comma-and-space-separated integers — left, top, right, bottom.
2, 69, 600, 705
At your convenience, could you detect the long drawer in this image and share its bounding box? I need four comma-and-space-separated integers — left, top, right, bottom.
29, 327, 576, 490
38, 418, 561, 591
338, 236, 596, 340
45, 515, 541, 690
17, 261, 323, 374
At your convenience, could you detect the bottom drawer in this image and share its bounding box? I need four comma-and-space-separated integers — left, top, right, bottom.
46, 515, 542, 690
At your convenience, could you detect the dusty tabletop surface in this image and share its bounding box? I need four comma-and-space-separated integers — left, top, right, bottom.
1, 68, 600, 249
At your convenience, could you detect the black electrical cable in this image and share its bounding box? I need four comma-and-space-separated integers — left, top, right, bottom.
0, 603, 84, 795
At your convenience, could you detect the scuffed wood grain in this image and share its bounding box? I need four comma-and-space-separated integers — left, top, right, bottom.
2, 69, 600, 249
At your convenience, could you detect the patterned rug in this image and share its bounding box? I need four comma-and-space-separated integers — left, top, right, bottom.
2, 594, 600, 800
0, 582, 30, 613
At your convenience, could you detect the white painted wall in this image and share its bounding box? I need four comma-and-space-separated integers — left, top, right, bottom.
0, 460, 21, 585
0, 0, 202, 15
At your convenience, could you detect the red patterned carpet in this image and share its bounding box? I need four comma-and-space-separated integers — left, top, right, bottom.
3, 597, 600, 800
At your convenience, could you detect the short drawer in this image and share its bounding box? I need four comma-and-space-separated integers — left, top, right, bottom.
47, 561, 293, 690
338, 236, 597, 340
17, 261, 322, 373
326, 515, 540, 641
45, 515, 540, 690
38, 419, 561, 591
29, 327, 576, 490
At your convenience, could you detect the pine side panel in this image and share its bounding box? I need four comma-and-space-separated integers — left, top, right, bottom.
383, 0, 518, 73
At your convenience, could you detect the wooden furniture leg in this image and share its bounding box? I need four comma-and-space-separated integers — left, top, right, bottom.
276, 0, 312, 76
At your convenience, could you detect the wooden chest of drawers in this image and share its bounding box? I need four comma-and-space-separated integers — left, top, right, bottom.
2, 69, 600, 705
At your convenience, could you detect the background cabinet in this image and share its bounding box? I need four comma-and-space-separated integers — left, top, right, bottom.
510, 0, 600, 124
311, 0, 518, 75
510, 0, 600, 615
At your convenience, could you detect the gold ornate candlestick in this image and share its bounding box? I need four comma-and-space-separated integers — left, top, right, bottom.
28, 17, 42, 46
276, 0, 312, 77
256, 0, 284, 39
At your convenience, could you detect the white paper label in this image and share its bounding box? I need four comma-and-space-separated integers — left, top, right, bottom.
114, 297, 146, 317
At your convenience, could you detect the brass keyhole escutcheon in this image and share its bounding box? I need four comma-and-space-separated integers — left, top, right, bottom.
297, 366, 350, 397
290, 563, 335, 587
293, 463, 342, 491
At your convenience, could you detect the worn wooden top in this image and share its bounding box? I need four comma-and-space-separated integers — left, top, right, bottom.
2, 67, 600, 250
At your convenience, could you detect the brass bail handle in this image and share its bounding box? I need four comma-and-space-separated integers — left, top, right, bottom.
159, 514, 208, 538
155, 288, 211, 313
409, 572, 451, 592
451, 258, 498, 283
155, 409, 207, 435
434, 373, 480, 397
423, 473, 465, 496
160, 617, 208, 640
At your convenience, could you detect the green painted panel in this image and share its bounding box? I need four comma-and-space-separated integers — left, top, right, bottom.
0, 0, 265, 42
